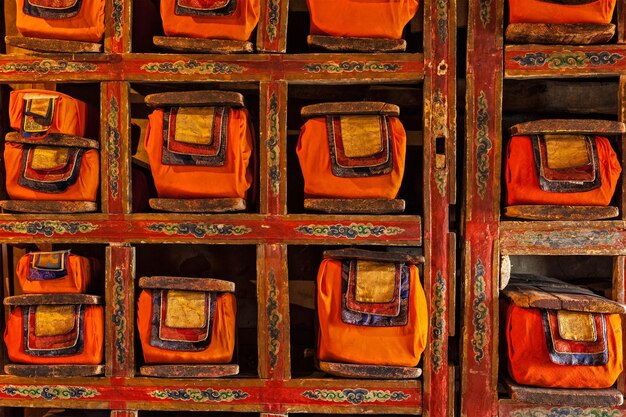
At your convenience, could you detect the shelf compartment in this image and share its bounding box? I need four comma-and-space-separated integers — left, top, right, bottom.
505, 379, 623, 407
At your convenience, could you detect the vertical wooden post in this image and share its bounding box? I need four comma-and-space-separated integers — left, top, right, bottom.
111, 410, 138, 417
462, 1, 504, 417
619, 77, 626, 220
105, 0, 132, 53
257, 0, 289, 53
105, 244, 136, 378
257, 244, 291, 380
423, 0, 457, 416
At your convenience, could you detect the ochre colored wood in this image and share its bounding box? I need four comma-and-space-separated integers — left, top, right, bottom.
5, 364, 105, 377
510, 119, 626, 136
504, 205, 619, 221
149, 198, 247, 213
5, 36, 102, 53
4, 294, 102, 305
506, 23, 615, 45
153, 36, 254, 54
301, 102, 401, 118
145, 90, 245, 108
307, 35, 407, 53
5, 132, 100, 149
304, 198, 406, 214
0, 200, 98, 214
318, 360, 422, 379
140, 364, 240, 378
323, 248, 425, 264
505, 380, 624, 407
138, 276, 235, 292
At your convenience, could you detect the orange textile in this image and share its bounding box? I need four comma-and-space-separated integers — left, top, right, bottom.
16, 0, 105, 42
508, 0, 615, 24
505, 135, 621, 206
506, 304, 623, 388
4, 143, 100, 201
307, 0, 419, 39
137, 290, 237, 364
144, 108, 254, 199
160, 0, 260, 41
297, 116, 406, 199
9, 89, 88, 137
316, 259, 427, 367
4, 305, 104, 365
16, 253, 92, 294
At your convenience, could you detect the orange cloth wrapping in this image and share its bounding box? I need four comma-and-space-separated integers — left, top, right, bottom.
307, 0, 419, 39
506, 304, 623, 388
297, 116, 406, 199
4, 143, 100, 201
4, 305, 103, 365
137, 289, 237, 364
316, 259, 427, 367
144, 107, 254, 199
16, 0, 105, 42
9, 89, 87, 137
160, 0, 260, 41
505, 135, 621, 206
508, 0, 616, 25
16, 252, 92, 294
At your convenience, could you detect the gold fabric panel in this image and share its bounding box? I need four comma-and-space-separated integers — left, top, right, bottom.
355, 261, 396, 303
35, 305, 75, 337
165, 290, 207, 329
557, 310, 597, 342
26, 97, 54, 118
31, 147, 69, 170
174, 107, 215, 145
544, 134, 590, 169
339, 115, 384, 158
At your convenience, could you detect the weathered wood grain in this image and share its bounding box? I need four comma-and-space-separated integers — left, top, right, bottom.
5, 132, 100, 149
323, 248, 425, 264
510, 119, 626, 136
149, 198, 247, 213
4, 294, 102, 305
304, 198, 406, 214
505, 379, 624, 406
307, 35, 407, 52
140, 364, 240, 378
153, 36, 254, 54
5, 364, 105, 377
138, 276, 235, 292
301, 102, 400, 118
318, 360, 422, 379
145, 90, 245, 108
0, 200, 98, 214
506, 24, 615, 45
504, 205, 619, 221
5, 36, 102, 53
502, 274, 626, 314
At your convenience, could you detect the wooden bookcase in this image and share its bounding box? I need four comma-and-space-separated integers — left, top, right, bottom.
0, 1, 457, 417
463, 1, 626, 417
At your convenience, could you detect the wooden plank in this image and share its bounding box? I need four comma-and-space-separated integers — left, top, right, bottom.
0, 201, 98, 214
145, 90, 245, 108
138, 276, 235, 292
140, 364, 240, 378
505, 380, 624, 407
301, 102, 401, 118
153, 36, 254, 54
255, 0, 288, 52
5, 36, 102, 53
506, 24, 615, 45
504, 205, 619, 221
4, 294, 101, 305
318, 361, 422, 379
323, 248, 425, 264
4, 364, 105, 377
149, 198, 247, 213
5, 132, 100, 149
510, 119, 626, 136
304, 198, 406, 214
307, 35, 407, 53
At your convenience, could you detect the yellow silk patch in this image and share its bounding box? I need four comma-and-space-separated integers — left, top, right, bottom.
35, 305, 75, 337
174, 107, 215, 145
31, 147, 69, 170
355, 261, 396, 303
339, 115, 384, 158
165, 290, 207, 329
557, 310, 597, 342
544, 134, 590, 169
